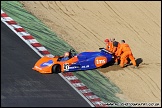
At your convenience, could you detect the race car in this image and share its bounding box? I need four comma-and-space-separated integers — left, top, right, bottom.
32, 48, 114, 74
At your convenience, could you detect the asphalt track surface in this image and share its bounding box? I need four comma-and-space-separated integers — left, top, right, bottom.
1, 21, 91, 107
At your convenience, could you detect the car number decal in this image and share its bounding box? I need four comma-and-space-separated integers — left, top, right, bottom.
64, 63, 69, 70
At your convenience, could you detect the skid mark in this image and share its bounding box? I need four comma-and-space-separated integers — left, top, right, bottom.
132, 2, 160, 28
57, 2, 102, 47
17, 1, 161, 103
132, 69, 160, 100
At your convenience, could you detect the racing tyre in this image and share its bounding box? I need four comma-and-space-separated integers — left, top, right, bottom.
52, 64, 61, 74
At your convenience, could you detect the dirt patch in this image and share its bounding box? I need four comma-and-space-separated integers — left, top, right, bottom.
99, 65, 123, 73
20, 1, 161, 104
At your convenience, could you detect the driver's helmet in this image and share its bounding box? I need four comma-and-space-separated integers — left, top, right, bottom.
64, 52, 70, 57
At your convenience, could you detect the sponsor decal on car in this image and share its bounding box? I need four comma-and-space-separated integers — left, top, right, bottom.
95, 56, 107, 67
69, 66, 80, 69
64, 63, 70, 71
64, 63, 80, 71
81, 65, 89, 68
40, 60, 53, 67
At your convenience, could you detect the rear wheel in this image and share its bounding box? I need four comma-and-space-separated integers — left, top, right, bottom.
52, 64, 61, 74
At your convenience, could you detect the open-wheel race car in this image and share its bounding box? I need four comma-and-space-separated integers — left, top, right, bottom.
32, 48, 114, 74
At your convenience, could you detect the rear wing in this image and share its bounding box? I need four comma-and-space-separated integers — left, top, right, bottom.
99, 48, 113, 54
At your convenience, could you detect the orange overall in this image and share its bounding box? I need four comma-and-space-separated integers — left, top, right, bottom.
105, 41, 113, 52
112, 42, 120, 63
118, 43, 136, 67
111, 41, 128, 64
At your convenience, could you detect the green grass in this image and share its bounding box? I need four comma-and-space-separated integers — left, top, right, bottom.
1, 1, 123, 103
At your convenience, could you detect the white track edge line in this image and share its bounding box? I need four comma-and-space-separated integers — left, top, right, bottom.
59, 73, 95, 107
1, 10, 96, 107
1, 20, 43, 58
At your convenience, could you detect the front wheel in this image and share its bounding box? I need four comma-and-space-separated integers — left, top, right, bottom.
52, 64, 61, 74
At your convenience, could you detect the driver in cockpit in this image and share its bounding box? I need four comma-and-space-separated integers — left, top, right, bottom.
60, 52, 71, 61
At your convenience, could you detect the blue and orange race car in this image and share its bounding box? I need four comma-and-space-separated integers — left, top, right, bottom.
32, 48, 114, 74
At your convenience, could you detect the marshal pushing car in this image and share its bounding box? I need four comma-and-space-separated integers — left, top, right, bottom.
32, 48, 114, 74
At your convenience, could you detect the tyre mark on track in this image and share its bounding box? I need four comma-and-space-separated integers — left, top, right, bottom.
105, 2, 159, 51
131, 2, 160, 51
117, 68, 151, 99
40, 1, 48, 10
31, 2, 64, 31
53, 2, 94, 45
140, 68, 161, 91
74, 2, 85, 10
54, 2, 95, 49
124, 67, 160, 100
47, 2, 73, 31
100, 2, 128, 35
104, 2, 141, 36
57, 1, 103, 47
48, 2, 82, 36
56, 1, 160, 101
130, 68, 160, 100
132, 2, 160, 28
78, 2, 118, 42
140, 67, 160, 93
133, 3, 159, 27
124, 67, 150, 97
